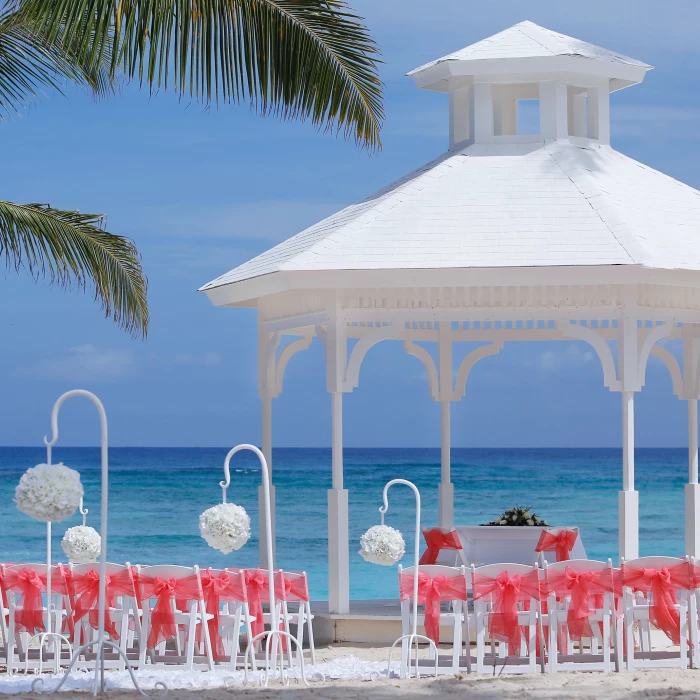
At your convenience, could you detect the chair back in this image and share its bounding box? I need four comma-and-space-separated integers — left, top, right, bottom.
275, 570, 310, 603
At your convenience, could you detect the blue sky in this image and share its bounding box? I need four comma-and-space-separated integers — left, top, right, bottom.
2, 0, 700, 448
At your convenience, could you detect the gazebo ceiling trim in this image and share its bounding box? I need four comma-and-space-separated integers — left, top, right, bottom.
204, 266, 700, 309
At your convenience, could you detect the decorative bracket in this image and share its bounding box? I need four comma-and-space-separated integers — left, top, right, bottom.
403, 341, 440, 401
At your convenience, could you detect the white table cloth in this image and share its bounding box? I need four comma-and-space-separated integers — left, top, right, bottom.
435, 526, 587, 567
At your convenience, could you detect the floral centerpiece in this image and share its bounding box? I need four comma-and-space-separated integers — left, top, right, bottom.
481, 506, 548, 527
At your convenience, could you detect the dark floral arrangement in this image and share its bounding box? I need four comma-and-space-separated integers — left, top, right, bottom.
481, 506, 548, 527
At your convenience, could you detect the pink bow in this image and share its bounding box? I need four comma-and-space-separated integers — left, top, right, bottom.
4, 567, 46, 634
138, 574, 203, 648
70, 568, 138, 640
544, 567, 616, 641
536, 529, 578, 562
472, 570, 541, 651
622, 563, 693, 645
244, 569, 270, 640
399, 571, 467, 645
199, 569, 247, 659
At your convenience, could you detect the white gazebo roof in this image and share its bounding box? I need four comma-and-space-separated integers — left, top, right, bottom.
201, 141, 700, 299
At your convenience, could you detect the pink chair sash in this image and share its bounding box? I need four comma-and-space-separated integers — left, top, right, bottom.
399, 571, 467, 645
243, 569, 271, 640
70, 567, 138, 640
4, 567, 48, 634
137, 574, 203, 648
535, 529, 578, 562
199, 569, 247, 659
472, 570, 541, 651
621, 562, 693, 645
543, 567, 616, 641
419, 529, 463, 566
275, 572, 310, 603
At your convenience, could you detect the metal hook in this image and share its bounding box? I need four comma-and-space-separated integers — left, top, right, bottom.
79, 497, 88, 527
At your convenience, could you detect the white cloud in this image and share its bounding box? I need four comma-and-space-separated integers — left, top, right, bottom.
148, 351, 224, 367
172, 352, 223, 367
38, 345, 137, 382
527, 344, 595, 373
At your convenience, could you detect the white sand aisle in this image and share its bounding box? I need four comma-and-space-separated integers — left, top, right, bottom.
3, 645, 700, 698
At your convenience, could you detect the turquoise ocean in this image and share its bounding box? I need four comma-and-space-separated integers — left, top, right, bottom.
0, 447, 687, 600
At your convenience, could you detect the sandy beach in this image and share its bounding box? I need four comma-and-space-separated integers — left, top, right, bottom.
4, 644, 700, 699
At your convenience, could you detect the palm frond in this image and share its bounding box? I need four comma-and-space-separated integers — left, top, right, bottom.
0, 3, 114, 118
19, 0, 384, 148
0, 200, 148, 337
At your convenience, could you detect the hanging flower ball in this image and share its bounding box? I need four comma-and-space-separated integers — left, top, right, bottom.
61, 525, 101, 563
15, 463, 83, 523
199, 503, 250, 554
359, 524, 406, 566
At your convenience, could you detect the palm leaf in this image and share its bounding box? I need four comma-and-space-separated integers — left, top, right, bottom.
19, 0, 384, 148
0, 200, 148, 337
0, 2, 114, 118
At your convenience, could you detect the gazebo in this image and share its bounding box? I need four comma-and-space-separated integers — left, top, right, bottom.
200, 20, 700, 617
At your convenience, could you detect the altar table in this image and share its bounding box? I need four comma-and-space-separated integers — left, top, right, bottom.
434, 526, 587, 566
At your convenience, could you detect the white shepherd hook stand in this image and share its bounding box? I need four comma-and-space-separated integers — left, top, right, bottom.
32, 390, 166, 698
382, 479, 438, 680
222, 445, 310, 687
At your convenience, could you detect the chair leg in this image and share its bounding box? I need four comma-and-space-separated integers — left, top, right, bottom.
200, 600, 214, 671
138, 608, 150, 669
690, 593, 699, 669
452, 606, 462, 673
306, 603, 316, 665
184, 609, 197, 671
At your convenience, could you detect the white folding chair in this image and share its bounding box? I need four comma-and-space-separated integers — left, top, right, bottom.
543, 558, 621, 673
137, 564, 214, 670
69, 562, 141, 671
200, 567, 252, 668
469, 563, 540, 675
621, 556, 693, 670
275, 570, 316, 666
4, 563, 71, 674
398, 564, 468, 675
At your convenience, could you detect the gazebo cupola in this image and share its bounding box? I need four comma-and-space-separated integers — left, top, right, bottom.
408, 20, 651, 150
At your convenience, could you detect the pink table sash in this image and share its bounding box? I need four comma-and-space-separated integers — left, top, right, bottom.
535, 529, 578, 562
419, 529, 463, 566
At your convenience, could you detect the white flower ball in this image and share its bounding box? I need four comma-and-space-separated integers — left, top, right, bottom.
359, 524, 405, 566
199, 503, 250, 554
526, 519, 534, 526
15, 463, 83, 523
61, 525, 101, 563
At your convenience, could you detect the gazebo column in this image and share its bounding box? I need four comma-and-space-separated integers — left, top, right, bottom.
682, 329, 700, 556
686, 398, 700, 556
259, 395, 276, 564
618, 313, 640, 561
619, 390, 639, 561
438, 323, 454, 528
326, 311, 350, 614
439, 401, 454, 528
